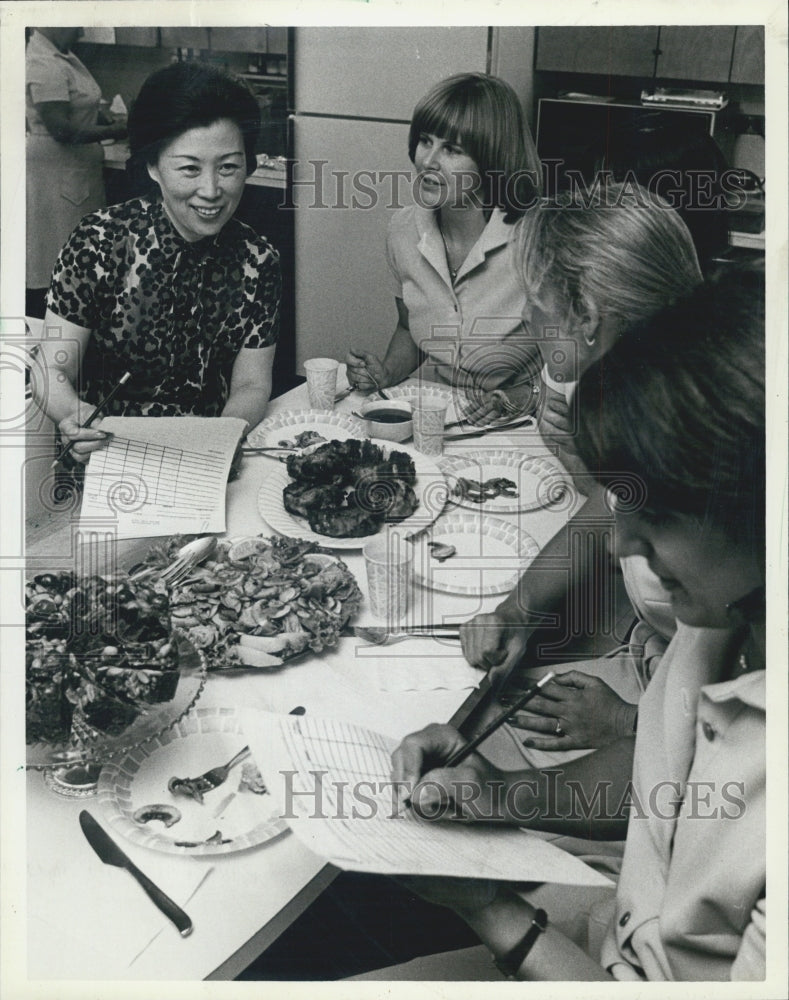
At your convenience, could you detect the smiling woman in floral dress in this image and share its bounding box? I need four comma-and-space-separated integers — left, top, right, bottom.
32, 62, 281, 467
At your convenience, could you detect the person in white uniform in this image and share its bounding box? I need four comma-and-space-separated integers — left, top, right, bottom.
25, 27, 126, 314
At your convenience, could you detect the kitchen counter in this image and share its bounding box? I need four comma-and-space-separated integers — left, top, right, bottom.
102, 141, 287, 191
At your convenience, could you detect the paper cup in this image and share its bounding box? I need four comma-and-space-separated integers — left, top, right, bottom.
412, 397, 448, 456
363, 531, 413, 622
304, 358, 339, 409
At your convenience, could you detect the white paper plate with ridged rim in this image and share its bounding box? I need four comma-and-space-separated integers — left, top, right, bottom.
369, 380, 534, 430
368, 381, 468, 424
257, 439, 448, 550
438, 452, 571, 514
97, 707, 288, 855
413, 512, 540, 596
246, 409, 366, 449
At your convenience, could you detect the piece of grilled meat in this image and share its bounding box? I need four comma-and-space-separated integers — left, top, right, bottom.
283, 479, 345, 519
287, 439, 386, 485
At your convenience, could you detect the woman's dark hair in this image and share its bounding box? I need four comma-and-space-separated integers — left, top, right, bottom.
408, 73, 542, 222
575, 265, 765, 546
127, 62, 260, 194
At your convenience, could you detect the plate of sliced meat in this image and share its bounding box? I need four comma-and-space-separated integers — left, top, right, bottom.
257, 438, 448, 549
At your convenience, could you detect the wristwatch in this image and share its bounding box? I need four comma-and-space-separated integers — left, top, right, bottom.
493, 907, 549, 978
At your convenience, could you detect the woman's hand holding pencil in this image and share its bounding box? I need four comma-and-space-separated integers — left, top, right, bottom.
52, 372, 131, 467
55, 407, 111, 465
391, 673, 555, 822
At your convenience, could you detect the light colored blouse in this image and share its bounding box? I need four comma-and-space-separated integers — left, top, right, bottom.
386, 205, 535, 390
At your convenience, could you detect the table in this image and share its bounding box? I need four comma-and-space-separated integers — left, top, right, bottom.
23, 372, 580, 981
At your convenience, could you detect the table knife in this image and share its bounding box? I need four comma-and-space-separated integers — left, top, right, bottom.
443, 416, 535, 442
79, 810, 193, 937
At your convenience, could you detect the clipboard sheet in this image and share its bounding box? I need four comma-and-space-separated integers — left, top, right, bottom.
241, 710, 613, 887
78, 416, 246, 538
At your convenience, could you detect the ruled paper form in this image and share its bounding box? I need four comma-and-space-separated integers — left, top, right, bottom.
79, 416, 246, 538
241, 710, 612, 887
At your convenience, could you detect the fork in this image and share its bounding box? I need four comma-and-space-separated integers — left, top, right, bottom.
168, 706, 306, 802
159, 536, 218, 588
353, 624, 461, 645
129, 536, 216, 585
364, 366, 391, 401
168, 747, 252, 804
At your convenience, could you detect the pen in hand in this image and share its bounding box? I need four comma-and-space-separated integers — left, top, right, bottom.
51, 371, 131, 469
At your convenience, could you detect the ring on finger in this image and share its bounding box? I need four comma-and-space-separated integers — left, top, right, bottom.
554, 719, 564, 737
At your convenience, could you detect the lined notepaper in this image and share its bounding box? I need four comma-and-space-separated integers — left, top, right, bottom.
79, 416, 246, 538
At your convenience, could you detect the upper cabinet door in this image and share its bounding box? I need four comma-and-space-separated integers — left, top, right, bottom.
159, 27, 210, 50
210, 28, 269, 53
267, 27, 288, 54
730, 26, 765, 84
293, 26, 488, 119
113, 28, 158, 47
656, 26, 736, 81
535, 27, 659, 76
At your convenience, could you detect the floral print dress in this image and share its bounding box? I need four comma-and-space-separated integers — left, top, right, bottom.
46, 197, 281, 417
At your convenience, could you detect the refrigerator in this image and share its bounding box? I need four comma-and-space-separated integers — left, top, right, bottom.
290, 26, 518, 371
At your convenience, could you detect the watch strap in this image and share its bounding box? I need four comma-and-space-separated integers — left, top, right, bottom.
493, 907, 548, 978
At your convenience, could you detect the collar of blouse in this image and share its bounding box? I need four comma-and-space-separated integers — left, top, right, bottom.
149, 197, 235, 265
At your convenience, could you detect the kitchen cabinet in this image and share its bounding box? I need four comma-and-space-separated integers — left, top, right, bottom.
114, 27, 158, 47
210, 28, 268, 53
535, 27, 658, 77
84, 25, 287, 57
730, 26, 765, 85
656, 26, 735, 81
159, 27, 210, 50
267, 27, 288, 54
294, 26, 487, 120
535, 25, 762, 85
291, 26, 490, 367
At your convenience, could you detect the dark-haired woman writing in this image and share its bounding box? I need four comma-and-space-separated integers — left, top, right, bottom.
32, 62, 281, 463
372, 266, 766, 982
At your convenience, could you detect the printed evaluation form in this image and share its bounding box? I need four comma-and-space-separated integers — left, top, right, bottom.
78, 416, 247, 538
242, 710, 613, 887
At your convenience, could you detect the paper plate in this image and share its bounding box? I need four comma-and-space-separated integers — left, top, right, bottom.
438, 452, 570, 514
413, 512, 539, 596
257, 439, 448, 550
247, 409, 365, 449
368, 381, 468, 424
96, 707, 288, 855
369, 380, 533, 429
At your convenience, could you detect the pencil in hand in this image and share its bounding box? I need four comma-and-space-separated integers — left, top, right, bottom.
444, 671, 556, 768
397, 673, 556, 813
51, 372, 131, 468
